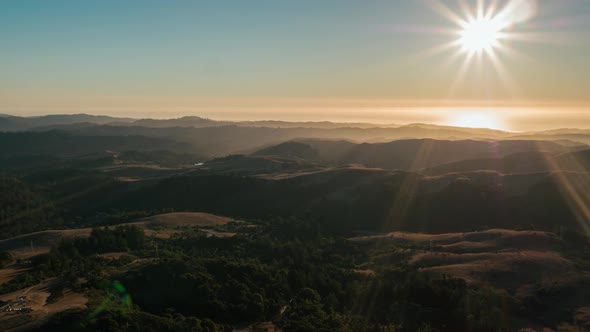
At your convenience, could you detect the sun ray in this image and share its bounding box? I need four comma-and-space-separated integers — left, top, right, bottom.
457, 0, 476, 22
485, 0, 500, 20
537, 142, 590, 235
416, 40, 463, 60
486, 47, 523, 98
506, 31, 574, 45
425, 0, 466, 27
446, 49, 477, 97
492, 42, 531, 63
476, 0, 486, 19
420, 0, 552, 101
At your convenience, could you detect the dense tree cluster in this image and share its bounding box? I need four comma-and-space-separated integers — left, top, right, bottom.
0, 251, 13, 268
0, 226, 146, 294
0, 176, 61, 238
0, 140, 588, 330
13, 219, 520, 331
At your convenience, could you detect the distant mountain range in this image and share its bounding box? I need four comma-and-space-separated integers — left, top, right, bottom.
253, 139, 584, 171
1, 113, 590, 237
2, 113, 590, 160
0, 113, 401, 131
0, 114, 136, 131
3, 112, 590, 140
0, 113, 511, 138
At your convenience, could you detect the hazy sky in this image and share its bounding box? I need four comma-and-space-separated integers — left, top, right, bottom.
1, 0, 589, 129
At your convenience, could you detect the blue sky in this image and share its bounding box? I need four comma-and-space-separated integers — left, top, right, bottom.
1, 0, 589, 125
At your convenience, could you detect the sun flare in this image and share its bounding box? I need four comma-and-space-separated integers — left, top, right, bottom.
452, 6, 513, 58
422, 0, 544, 99
459, 17, 504, 53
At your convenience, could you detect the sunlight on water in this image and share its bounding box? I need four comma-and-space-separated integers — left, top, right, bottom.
446, 111, 506, 130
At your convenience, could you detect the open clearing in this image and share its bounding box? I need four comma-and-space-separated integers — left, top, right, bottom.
0, 212, 237, 260
0, 212, 239, 283
0, 278, 87, 331
130, 212, 239, 238
351, 229, 577, 294
135, 212, 235, 227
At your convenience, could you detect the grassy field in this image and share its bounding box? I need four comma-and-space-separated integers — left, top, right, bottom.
0, 278, 87, 331
352, 229, 580, 293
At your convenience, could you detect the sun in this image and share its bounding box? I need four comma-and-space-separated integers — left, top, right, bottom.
419, 0, 543, 98
458, 17, 503, 53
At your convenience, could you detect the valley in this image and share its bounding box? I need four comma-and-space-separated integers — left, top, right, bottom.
0, 114, 589, 331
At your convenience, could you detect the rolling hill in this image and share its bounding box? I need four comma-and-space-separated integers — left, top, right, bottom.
423, 149, 590, 175
256, 138, 577, 171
